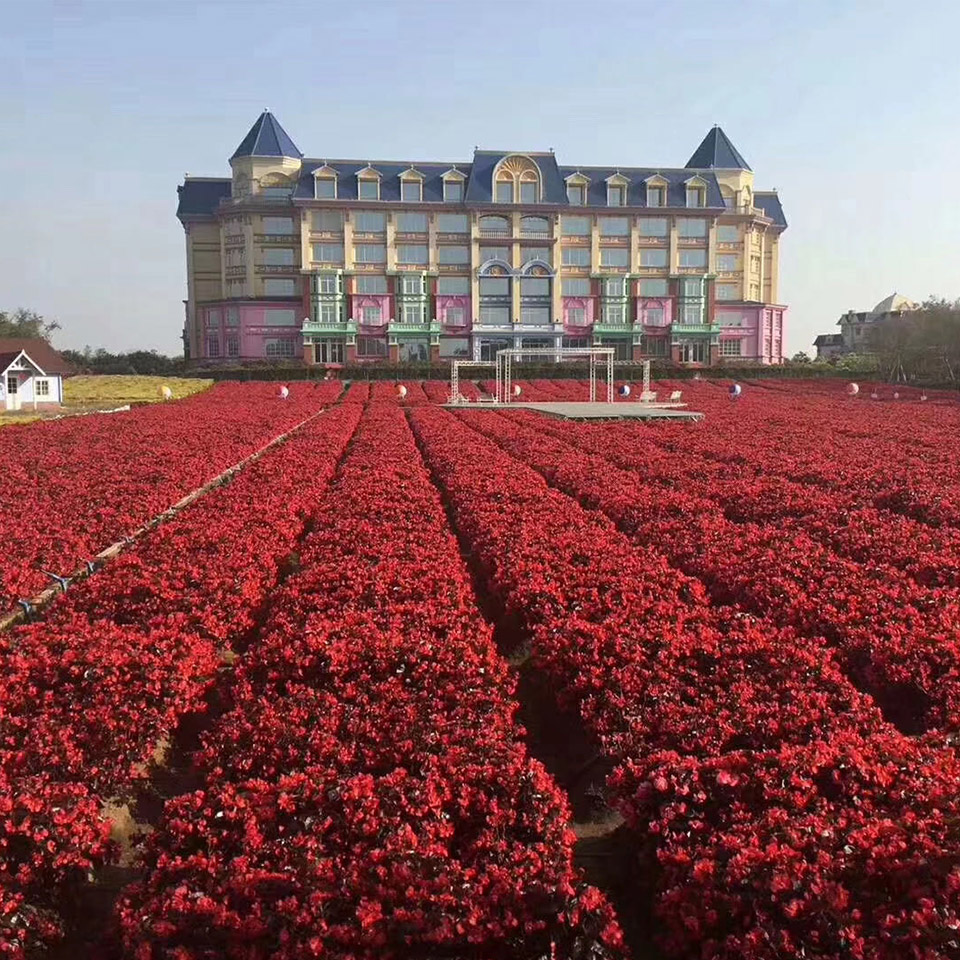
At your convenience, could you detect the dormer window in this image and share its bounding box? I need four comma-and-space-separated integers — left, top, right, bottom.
567, 183, 585, 204
400, 168, 424, 202
444, 180, 462, 201
684, 176, 708, 208
493, 155, 542, 205
357, 165, 382, 200
646, 186, 666, 207
605, 173, 629, 207
313, 165, 338, 200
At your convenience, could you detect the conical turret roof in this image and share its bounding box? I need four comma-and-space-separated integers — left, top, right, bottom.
231, 111, 302, 160
685, 125, 751, 170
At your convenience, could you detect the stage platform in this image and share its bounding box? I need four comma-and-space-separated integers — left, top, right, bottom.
443, 401, 705, 422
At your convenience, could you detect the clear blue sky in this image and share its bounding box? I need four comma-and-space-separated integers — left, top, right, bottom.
3, 0, 958, 356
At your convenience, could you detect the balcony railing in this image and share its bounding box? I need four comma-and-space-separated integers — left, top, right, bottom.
388, 321, 442, 335
519, 230, 552, 240
593, 322, 635, 334
479, 228, 511, 238
254, 233, 298, 244
255, 264, 300, 274
302, 320, 358, 335
671, 323, 720, 335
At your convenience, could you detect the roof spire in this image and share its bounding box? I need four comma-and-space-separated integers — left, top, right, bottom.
685, 126, 750, 171
231, 111, 302, 161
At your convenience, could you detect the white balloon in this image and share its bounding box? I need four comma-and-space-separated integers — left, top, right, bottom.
397, 384, 407, 398
921, 394, 929, 402
279, 386, 289, 399
870, 391, 879, 400
729, 383, 742, 398
160, 385, 173, 400
847, 382, 860, 396
513, 385, 522, 396
619, 384, 631, 397
893, 391, 900, 400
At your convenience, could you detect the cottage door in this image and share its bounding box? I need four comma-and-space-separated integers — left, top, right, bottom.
5, 373, 20, 411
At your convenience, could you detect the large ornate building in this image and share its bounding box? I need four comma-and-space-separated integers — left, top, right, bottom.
177, 112, 787, 366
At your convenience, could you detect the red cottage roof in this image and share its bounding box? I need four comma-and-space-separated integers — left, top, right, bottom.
0, 339, 73, 375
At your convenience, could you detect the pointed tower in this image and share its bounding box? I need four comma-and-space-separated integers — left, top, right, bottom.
229, 111, 303, 199
685, 125, 754, 210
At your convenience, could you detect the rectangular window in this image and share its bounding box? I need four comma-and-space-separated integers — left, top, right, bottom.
207, 308, 221, 327
439, 337, 470, 358
314, 177, 336, 199
638, 217, 668, 237
206, 336, 220, 357
479, 338, 512, 361
600, 217, 629, 237
399, 338, 430, 362
397, 244, 428, 264
562, 216, 590, 236
521, 278, 550, 297
354, 211, 386, 233
226, 335, 240, 357
521, 247, 549, 264
521, 305, 550, 325
437, 277, 470, 295
677, 218, 707, 238
607, 185, 625, 206
354, 244, 386, 263
318, 302, 339, 323
443, 180, 464, 202
566, 183, 586, 205
480, 246, 510, 263
444, 306, 466, 325
401, 180, 422, 202
316, 274, 339, 295
400, 275, 423, 296
316, 339, 345, 364
679, 249, 707, 268
562, 278, 591, 296
718, 313, 745, 327
643, 306, 665, 325
396, 212, 427, 233
437, 213, 468, 233
641, 335, 668, 356
600, 247, 628, 267
562, 246, 590, 266
226, 307, 239, 327
604, 278, 625, 297
686, 187, 704, 208
35, 379, 50, 397
720, 339, 742, 357
262, 217, 294, 235
264, 309, 297, 326
262, 247, 295, 266
646, 186, 665, 207
718, 225, 739, 242
640, 249, 668, 267
356, 275, 387, 294
479, 277, 509, 297
717, 254, 737, 272
563, 336, 589, 349
263, 278, 297, 296
311, 210, 342, 232
402, 302, 425, 324
716, 284, 738, 300
519, 181, 538, 204
265, 339, 297, 358
496, 181, 513, 203
360, 305, 383, 325
358, 179, 379, 200
480, 305, 510, 325
640, 279, 668, 296
566, 308, 586, 325
681, 303, 702, 324
312, 243, 344, 263
602, 302, 626, 323
438, 245, 470, 264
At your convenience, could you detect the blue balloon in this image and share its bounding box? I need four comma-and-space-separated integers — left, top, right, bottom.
619, 384, 631, 397
729, 383, 742, 398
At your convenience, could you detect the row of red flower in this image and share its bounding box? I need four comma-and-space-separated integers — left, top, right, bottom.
408, 404, 960, 960
0, 404, 361, 957
0, 382, 342, 607
496, 408, 960, 736
117, 402, 625, 959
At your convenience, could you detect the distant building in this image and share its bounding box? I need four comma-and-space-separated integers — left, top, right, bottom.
178, 112, 788, 367
0, 339, 71, 411
815, 293, 919, 360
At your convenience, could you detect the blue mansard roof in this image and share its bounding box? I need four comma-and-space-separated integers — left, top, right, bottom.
685, 126, 751, 171
231, 111, 303, 160
177, 178, 231, 218
294, 160, 473, 202
754, 191, 787, 227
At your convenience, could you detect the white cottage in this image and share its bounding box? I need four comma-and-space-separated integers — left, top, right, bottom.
0, 339, 71, 411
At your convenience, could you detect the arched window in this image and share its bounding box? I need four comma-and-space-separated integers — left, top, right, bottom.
479, 215, 510, 238
521, 216, 550, 238
492, 155, 542, 205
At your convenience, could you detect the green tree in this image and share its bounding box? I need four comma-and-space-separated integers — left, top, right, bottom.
0, 308, 60, 341
790, 351, 812, 364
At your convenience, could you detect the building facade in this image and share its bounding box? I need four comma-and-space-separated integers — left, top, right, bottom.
814, 293, 919, 360
177, 113, 788, 366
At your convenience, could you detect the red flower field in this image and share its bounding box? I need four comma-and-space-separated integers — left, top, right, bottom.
2, 377, 960, 959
